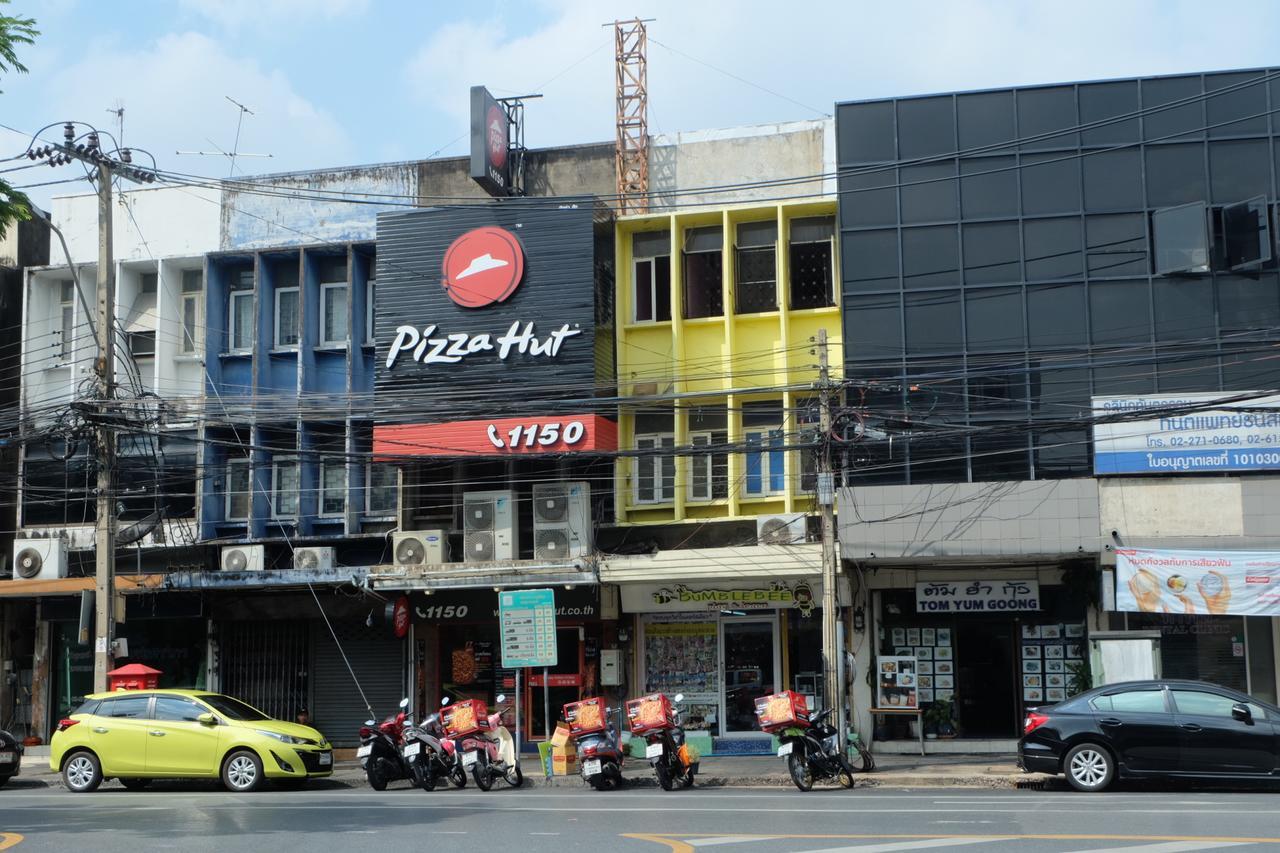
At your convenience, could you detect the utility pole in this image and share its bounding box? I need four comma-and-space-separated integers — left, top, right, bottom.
816, 328, 842, 742
93, 160, 116, 693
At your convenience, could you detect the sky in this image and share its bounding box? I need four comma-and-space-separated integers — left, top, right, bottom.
4, 0, 1280, 210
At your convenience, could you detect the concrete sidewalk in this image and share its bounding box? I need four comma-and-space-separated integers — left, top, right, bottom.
13, 751, 1053, 791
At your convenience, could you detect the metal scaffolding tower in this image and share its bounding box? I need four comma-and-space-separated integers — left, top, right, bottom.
612, 18, 652, 215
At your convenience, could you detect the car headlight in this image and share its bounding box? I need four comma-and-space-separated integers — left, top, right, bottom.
256, 730, 303, 745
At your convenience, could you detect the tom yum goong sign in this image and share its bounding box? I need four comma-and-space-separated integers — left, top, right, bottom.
916, 580, 1041, 613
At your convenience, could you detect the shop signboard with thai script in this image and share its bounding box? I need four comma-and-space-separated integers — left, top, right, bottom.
1092, 392, 1280, 475
1115, 547, 1280, 617
915, 580, 1041, 613
499, 588, 558, 668
621, 580, 831, 616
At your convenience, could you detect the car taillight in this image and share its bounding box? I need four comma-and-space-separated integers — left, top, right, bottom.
1023, 712, 1050, 734
57, 719, 80, 733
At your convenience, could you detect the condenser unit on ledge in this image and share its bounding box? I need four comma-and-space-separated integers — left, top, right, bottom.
220, 544, 265, 572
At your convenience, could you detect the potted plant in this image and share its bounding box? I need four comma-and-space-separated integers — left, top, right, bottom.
925, 696, 957, 739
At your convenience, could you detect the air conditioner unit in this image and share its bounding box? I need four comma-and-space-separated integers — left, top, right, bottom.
532, 481, 592, 561
12, 537, 68, 581
392, 530, 448, 566
756, 512, 808, 546
293, 546, 335, 572
221, 544, 265, 572
462, 489, 517, 563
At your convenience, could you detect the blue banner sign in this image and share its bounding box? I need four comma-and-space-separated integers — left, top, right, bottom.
498, 588, 558, 668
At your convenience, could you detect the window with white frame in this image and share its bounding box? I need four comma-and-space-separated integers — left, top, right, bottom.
365, 280, 376, 345
743, 400, 786, 497
226, 458, 250, 520
180, 269, 202, 355
366, 461, 397, 514
687, 406, 729, 501
229, 290, 254, 352
632, 231, 671, 323
275, 287, 300, 349
634, 434, 675, 503
319, 458, 347, 516
320, 282, 348, 347
59, 280, 74, 362
272, 457, 299, 517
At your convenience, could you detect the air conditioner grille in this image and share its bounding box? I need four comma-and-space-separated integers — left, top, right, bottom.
534, 491, 568, 522
535, 529, 570, 560
395, 536, 427, 566
466, 531, 495, 561
464, 500, 495, 531
14, 548, 42, 579
225, 549, 249, 571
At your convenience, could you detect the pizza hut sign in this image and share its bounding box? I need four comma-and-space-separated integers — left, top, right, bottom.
385, 225, 582, 369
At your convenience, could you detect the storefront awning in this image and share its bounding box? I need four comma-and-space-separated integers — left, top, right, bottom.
600, 543, 823, 584
0, 574, 167, 598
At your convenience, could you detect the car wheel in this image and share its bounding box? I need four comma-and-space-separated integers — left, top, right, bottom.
221, 750, 264, 793
120, 778, 152, 791
63, 751, 103, 793
1064, 743, 1114, 792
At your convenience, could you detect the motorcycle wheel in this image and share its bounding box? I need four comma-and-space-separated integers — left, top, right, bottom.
602, 761, 623, 791
419, 763, 437, 791
367, 763, 388, 792
787, 752, 814, 792
451, 765, 467, 788
680, 768, 695, 789
847, 742, 875, 773
837, 755, 855, 789
504, 763, 524, 788
472, 757, 493, 792
655, 761, 676, 791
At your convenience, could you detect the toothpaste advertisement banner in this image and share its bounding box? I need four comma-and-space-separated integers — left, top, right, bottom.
1092, 392, 1280, 475
1115, 547, 1280, 617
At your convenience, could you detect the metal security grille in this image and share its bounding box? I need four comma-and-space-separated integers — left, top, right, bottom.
311, 620, 405, 748
217, 620, 310, 721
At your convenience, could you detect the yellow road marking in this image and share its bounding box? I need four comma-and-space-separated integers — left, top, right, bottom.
0, 833, 23, 850
623, 832, 1280, 850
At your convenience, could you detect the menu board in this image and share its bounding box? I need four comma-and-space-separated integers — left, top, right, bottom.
1020, 623, 1085, 703
888, 626, 951, 704
876, 655, 918, 709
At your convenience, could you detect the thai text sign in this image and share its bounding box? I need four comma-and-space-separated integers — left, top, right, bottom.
1093, 393, 1280, 475
1115, 547, 1280, 617
499, 588, 558, 668
915, 580, 1041, 613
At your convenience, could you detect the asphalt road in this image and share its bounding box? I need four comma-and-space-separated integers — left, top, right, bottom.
2, 781, 1280, 852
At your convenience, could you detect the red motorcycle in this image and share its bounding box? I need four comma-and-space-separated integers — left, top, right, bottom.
564, 696, 626, 791
358, 697, 413, 791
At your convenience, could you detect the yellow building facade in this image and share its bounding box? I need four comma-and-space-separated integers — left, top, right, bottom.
613, 199, 843, 524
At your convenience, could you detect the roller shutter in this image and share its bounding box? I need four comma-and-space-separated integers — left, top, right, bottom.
311, 619, 406, 747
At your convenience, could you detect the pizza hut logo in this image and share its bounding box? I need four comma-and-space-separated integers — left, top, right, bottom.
441, 226, 524, 308
393, 595, 411, 638
487, 104, 507, 169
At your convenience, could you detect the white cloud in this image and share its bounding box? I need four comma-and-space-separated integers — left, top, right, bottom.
179, 0, 370, 28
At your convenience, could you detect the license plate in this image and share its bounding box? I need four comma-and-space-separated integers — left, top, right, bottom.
403, 742, 421, 758
462, 751, 479, 767
777, 742, 793, 757
645, 742, 663, 759
356, 745, 372, 758
0, 752, 14, 764
582, 759, 602, 776
318, 752, 332, 765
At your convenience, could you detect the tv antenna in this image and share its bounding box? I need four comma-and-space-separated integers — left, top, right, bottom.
176, 95, 274, 176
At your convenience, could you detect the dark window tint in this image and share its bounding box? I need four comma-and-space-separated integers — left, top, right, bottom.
969, 371, 1029, 414
841, 170, 898, 228
1142, 75, 1204, 142
1156, 349, 1219, 393
153, 696, 206, 722
1222, 344, 1276, 390
1024, 217, 1083, 281
1090, 280, 1151, 344
1027, 284, 1087, 348
838, 101, 895, 164
1083, 149, 1144, 211
1218, 274, 1280, 331
1018, 86, 1079, 150
1079, 81, 1140, 146
1146, 144, 1207, 208
956, 90, 1015, 150
845, 294, 903, 357
908, 433, 969, 483
1021, 153, 1080, 215
1205, 72, 1269, 137
1223, 197, 1272, 269
841, 229, 899, 293
971, 429, 1031, 480
1209, 140, 1271, 204
963, 221, 1020, 284
1094, 363, 1155, 396
73, 699, 102, 717
965, 288, 1025, 351
904, 290, 962, 353
897, 96, 955, 158
790, 242, 834, 309
1093, 689, 1167, 713
1035, 428, 1091, 478
1033, 366, 1091, 413
1086, 214, 1148, 277
901, 162, 958, 223
101, 695, 150, 718
1152, 202, 1210, 275
633, 257, 671, 322
199, 693, 270, 721
683, 232, 724, 319
960, 156, 1018, 218
903, 226, 960, 289
1153, 279, 1215, 342
735, 247, 777, 314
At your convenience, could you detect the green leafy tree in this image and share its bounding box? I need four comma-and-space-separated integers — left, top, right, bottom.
0, 1, 38, 238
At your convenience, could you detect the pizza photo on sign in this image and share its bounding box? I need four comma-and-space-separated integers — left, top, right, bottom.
441, 226, 525, 308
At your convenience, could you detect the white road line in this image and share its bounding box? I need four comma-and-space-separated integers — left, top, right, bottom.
1057, 842, 1250, 853
688, 837, 772, 847
793, 838, 1009, 853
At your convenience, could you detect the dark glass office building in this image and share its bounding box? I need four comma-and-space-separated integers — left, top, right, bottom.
837, 69, 1280, 484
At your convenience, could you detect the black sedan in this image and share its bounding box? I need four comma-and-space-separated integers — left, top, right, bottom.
1019, 679, 1279, 791
0, 728, 21, 787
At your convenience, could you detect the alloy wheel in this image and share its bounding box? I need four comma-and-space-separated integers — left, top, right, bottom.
66, 755, 96, 790
1069, 748, 1108, 788
227, 755, 258, 790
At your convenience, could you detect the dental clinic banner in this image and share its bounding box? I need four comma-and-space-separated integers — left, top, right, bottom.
1115, 547, 1280, 616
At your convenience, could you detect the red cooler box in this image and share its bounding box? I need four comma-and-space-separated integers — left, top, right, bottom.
563, 697, 607, 736
442, 699, 490, 737
754, 690, 809, 732
626, 693, 675, 734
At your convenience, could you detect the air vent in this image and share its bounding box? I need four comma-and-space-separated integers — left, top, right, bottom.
392, 530, 447, 566
756, 513, 807, 545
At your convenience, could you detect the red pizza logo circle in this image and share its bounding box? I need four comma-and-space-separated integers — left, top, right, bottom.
487, 104, 507, 170
441, 226, 525, 308
393, 595, 410, 639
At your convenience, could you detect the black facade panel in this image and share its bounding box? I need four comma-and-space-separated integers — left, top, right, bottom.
373, 203, 611, 421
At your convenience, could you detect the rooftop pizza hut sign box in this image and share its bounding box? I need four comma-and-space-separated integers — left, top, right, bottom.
916, 580, 1041, 613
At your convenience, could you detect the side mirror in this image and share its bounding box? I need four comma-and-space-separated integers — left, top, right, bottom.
1231, 702, 1252, 722
674, 693, 685, 703
496, 694, 507, 703
399, 698, 410, 709
197, 713, 216, 726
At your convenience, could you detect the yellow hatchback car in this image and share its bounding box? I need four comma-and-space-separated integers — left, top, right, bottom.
50, 689, 332, 792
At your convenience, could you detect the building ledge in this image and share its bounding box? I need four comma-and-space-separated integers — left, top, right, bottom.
369, 560, 592, 591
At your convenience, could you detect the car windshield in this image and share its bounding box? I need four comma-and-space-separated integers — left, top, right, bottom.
199, 693, 271, 721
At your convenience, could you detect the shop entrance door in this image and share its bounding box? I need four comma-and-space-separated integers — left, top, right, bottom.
721, 616, 780, 734
526, 626, 583, 740
955, 621, 1018, 737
